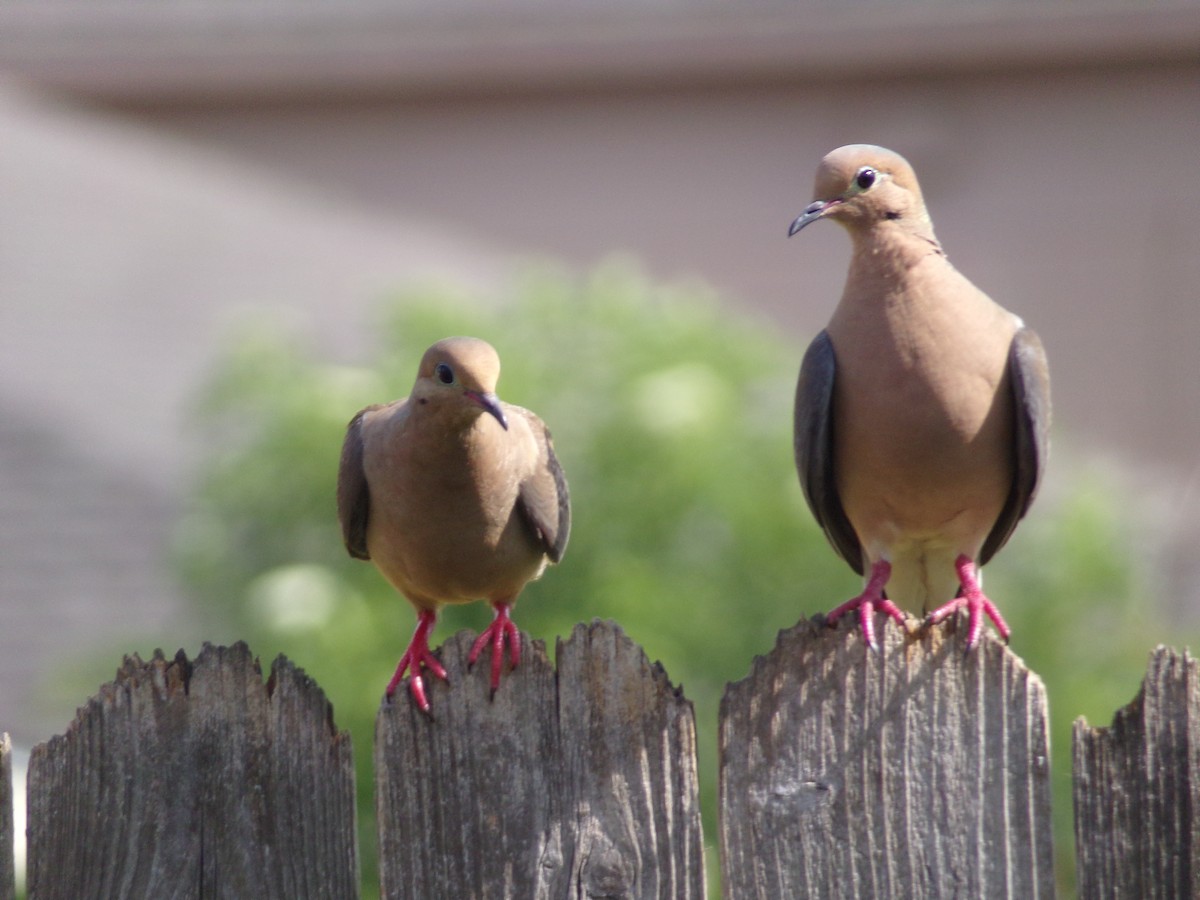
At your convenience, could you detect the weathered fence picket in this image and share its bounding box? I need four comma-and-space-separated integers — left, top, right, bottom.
719, 615, 1055, 899
7, 620, 1200, 898
375, 620, 705, 899
1, 733, 13, 900
1073, 646, 1200, 900
24, 643, 358, 899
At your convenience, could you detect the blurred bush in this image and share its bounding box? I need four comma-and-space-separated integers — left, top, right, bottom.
174, 260, 1177, 897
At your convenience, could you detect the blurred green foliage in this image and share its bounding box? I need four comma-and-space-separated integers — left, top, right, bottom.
175, 260, 1180, 897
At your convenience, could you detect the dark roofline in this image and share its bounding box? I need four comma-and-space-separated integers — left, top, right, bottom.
2, 3, 1199, 103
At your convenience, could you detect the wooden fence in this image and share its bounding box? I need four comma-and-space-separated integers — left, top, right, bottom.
2, 618, 1196, 898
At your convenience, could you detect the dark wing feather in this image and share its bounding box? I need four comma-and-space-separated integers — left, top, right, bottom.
794, 330, 863, 575
515, 409, 571, 563
336, 407, 375, 560
980, 327, 1052, 565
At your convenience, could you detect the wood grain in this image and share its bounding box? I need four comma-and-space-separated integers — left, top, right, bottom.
719, 614, 1055, 899
375, 619, 705, 900
1073, 646, 1200, 900
25, 643, 358, 899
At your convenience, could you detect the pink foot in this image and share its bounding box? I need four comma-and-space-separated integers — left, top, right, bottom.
468, 602, 520, 698
925, 554, 1011, 648
385, 608, 448, 713
824, 560, 907, 651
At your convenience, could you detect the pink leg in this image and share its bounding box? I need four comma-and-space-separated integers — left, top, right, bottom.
824, 560, 907, 651
468, 602, 521, 698
385, 608, 448, 713
925, 555, 1011, 648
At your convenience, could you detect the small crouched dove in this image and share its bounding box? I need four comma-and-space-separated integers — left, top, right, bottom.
790, 144, 1050, 649
337, 337, 570, 712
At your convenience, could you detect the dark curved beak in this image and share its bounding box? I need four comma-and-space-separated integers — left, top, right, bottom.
788, 199, 837, 236
465, 390, 508, 430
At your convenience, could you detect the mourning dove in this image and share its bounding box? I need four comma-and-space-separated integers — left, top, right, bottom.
789, 144, 1050, 649
337, 337, 570, 712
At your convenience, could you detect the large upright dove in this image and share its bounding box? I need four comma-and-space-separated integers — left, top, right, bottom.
337, 336, 570, 712
789, 144, 1050, 649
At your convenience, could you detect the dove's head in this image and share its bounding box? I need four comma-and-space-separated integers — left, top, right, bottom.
412, 336, 508, 430
788, 144, 934, 239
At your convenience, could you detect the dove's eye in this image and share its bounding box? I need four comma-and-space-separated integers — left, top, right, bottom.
435, 363, 454, 384
854, 167, 877, 191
